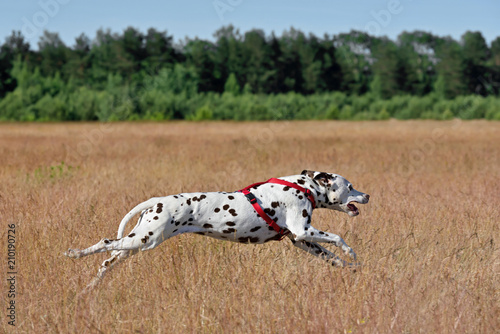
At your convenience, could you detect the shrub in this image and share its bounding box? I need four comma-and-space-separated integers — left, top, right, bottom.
325, 105, 340, 119
339, 105, 353, 120
32, 94, 66, 121
377, 108, 390, 120
189, 105, 213, 121
442, 109, 454, 120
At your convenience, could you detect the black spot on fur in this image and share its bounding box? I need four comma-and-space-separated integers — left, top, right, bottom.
302, 209, 308, 217
128, 233, 135, 237
223, 204, 230, 210
239, 237, 260, 243
174, 195, 178, 199
228, 195, 235, 200
229, 209, 238, 216
298, 195, 303, 200
214, 208, 220, 213
148, 231, 153, 235
271, 201, 279, 208
200, 194, 207, 200
104, 261, 109, 266
203, 223, 213, 228
250, 226, 261, 232
264, 234, 282, 242
297, 179, 305, 185
154, 216, 159, 220
283, 186, 290, 191
187, 199, 191, 205
173, 229, 178, 233
226, 221, 236, 226
223, 228, 236, 234
195, 232, 205, 235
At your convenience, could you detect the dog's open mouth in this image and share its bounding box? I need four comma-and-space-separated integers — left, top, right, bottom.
347, 202, 360, 216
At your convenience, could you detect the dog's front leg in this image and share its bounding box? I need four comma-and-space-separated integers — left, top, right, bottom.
288, 235, 348, 267
290, 226, 357, 261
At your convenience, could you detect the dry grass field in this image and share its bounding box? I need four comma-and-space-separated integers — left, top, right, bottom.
1, 120, 499, 333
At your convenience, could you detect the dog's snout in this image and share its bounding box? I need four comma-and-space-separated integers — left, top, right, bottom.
364, 194, 370, 201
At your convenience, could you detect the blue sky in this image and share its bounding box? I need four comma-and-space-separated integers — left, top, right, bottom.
1, 0, 498, 48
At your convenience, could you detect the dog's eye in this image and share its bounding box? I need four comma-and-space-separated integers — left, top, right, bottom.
348, 185, 353, 191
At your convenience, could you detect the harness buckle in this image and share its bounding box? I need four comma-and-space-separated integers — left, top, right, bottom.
244, 192, 258, 204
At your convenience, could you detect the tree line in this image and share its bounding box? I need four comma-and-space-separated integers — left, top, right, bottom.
0, 26, 499, 121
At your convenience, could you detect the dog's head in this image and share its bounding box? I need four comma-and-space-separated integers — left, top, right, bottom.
301, 170, 370, 216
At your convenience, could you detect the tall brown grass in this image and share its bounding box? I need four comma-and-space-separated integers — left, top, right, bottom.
0, 120, 498, 333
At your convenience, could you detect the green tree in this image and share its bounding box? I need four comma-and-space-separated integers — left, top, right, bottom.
334, 30, 372, 94
370, 37, 401, 98
0, 31, 31, 97
143, 28, 178, 72
397, 31, 436, 95
461, 31, 489, 95
37, 31, 69, 77
434, 37, 465, 98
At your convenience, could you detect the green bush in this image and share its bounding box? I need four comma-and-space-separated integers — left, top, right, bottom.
189, 105, 213, 121
377, 108, 390, 120
0, 84, 499, 121
325, 105, 340, 119
32, 94, 66, 121
339, 105, 354, 120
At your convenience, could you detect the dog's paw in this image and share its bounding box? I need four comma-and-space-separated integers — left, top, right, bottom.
64, 248, 81, 258
343, 247, 357, 261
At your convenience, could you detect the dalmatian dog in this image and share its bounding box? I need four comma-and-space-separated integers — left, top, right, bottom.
65, 170, 369, 287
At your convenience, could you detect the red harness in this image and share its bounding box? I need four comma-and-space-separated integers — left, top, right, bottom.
238, 178, 316, 240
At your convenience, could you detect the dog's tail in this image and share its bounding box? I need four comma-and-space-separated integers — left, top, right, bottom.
116, 198, 161, 239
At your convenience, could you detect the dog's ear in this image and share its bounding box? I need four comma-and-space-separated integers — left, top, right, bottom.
301, 170, 316, 178
314, 172, 332, 186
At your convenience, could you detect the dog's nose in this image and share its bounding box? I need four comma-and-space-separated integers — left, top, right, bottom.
364, 194, 370, 200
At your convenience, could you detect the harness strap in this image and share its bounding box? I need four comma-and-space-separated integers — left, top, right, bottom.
266, 178, 316, 209
240, 189, 289, 239
238, 178, 316, 240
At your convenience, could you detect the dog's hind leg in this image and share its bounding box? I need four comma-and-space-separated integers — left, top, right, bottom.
288, 236, 357, 268
84, 250, 136, 290
64, 237, 122, 259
